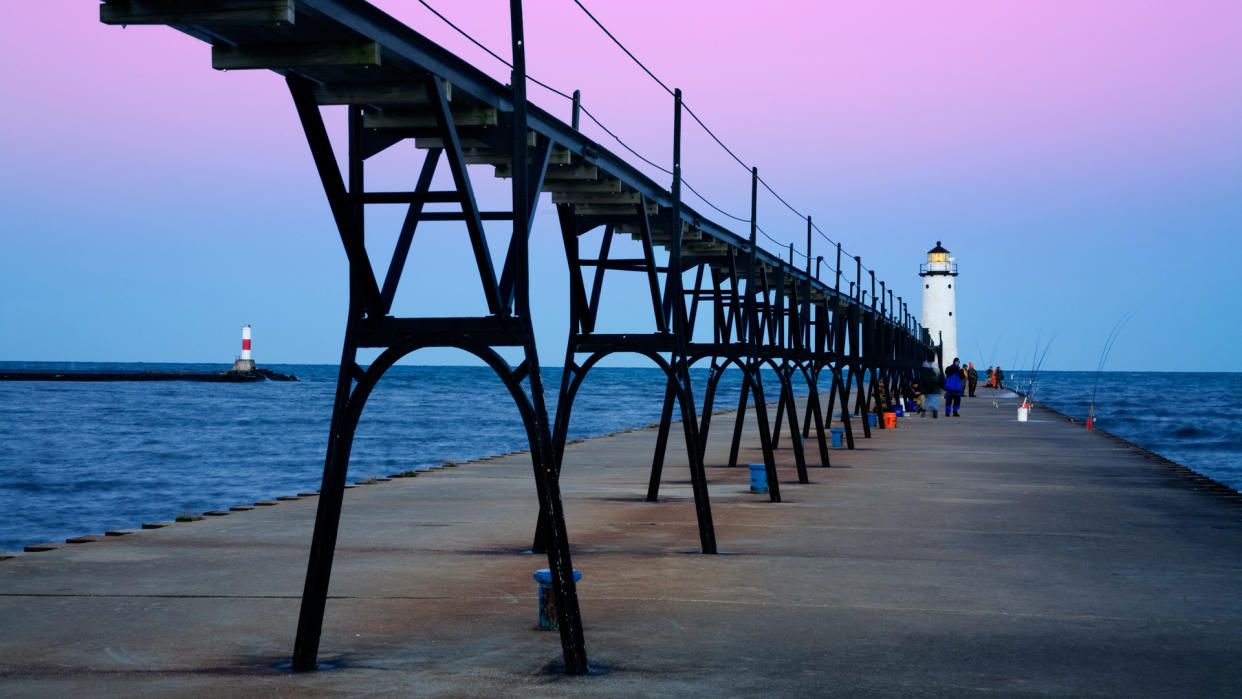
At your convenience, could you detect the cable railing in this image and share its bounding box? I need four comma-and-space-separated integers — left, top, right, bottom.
413, 0, 910, 316
566, 0, 881, 280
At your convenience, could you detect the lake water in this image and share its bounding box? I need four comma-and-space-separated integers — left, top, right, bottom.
1, 363, 1237, 551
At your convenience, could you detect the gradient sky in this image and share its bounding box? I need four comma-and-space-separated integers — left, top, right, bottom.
2, 1, 1240, 371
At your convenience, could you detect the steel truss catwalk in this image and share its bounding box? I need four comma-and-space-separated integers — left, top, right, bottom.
100, 0, 933, 676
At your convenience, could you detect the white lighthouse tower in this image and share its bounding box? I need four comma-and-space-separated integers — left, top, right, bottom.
920, 241, 958, 370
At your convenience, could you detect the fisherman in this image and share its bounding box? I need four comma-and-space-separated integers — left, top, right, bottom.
901, 379, 917, 412
994, 366, 1005, 390
944, 358, 964, 417
967, 362, 979, 397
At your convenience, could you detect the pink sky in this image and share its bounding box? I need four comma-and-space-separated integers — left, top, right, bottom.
2, 1, 1240, 368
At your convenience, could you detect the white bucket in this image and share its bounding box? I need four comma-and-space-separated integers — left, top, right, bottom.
1017, 404, 1030, 422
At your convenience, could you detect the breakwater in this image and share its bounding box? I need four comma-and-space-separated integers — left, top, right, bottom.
0, 368, 296, 382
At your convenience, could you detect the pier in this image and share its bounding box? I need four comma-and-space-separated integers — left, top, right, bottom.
3, 394, 1240, 695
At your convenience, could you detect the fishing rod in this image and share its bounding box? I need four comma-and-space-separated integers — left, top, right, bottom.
1087, 311, 1134, 430
1023, 334, 1055, 404
1023, 331, 1042, 398
1005, 343, 1022, 392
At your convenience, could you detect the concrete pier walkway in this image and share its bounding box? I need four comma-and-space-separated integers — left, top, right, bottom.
3, 391, 1241, 696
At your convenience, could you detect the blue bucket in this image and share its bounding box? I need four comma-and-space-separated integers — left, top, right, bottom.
533, 568, 582, 630
868, 413, 878, 427
829, 428, 844, 447
894, 404, 904, 417
748, 463, 768, 493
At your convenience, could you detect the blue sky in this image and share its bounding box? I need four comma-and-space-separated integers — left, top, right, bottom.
2, 2, 1240, 371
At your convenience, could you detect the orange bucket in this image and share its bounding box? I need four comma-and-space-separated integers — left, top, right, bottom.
883, 412, 896, 429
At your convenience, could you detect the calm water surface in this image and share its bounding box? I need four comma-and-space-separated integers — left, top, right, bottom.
1, 364, 1237, 551
1011, 370, 1242, 488
0, 363, 759, 550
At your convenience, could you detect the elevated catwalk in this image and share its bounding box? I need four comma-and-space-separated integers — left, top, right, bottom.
98, 0, 933, 672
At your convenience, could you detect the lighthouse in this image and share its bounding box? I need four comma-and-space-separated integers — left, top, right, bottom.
233, 325, 256, 373
920, 241, 958, 370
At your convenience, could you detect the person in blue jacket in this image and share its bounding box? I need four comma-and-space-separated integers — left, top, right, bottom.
944, 358, 964, 417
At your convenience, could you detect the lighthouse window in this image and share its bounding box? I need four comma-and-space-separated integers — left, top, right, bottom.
948, 284, 952, 289
948, 312, 953, 316
925, 284, 929, 289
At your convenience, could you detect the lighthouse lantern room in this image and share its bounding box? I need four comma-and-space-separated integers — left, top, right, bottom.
920, 241, 958, 370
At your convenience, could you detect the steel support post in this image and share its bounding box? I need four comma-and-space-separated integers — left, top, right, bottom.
800, 358, 831, 468
509, 0, 588, 673
291, 99, 371, 672
727, 368, 753, 468
646, 376, 679, 501
778, 363, 810, 482
740, 166, 780, 501
646, 87, 717, 552
695, 359, 725, 460
852, 259, 871, 438
292, 300, 363, 671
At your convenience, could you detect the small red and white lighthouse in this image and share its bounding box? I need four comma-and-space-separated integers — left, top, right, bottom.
233, 324, 256, 372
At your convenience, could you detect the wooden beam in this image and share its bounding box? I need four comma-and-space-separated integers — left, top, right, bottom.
483, 150, 574, 170
101, 0, 293, 25
551, 192, 640, 206
541, 179, 620, 194
463, 152, 512, 166
364, 106, 497, 128
648, 227, 703, 244
497, 164, 595, 180
572, 205, 635, 217
414, 137, 495, 150
574, 203, 659, 217
650, 224, 702, 243
684, 242, 730, 254
414, 131, 532, 150
313, 80, 451, 105
212, 41, 379, 70
617, 222, 670, 237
